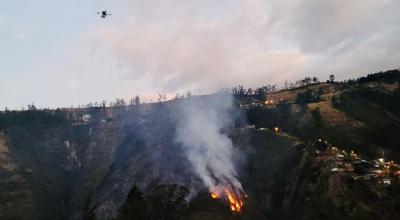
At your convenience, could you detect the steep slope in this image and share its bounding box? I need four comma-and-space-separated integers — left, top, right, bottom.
0, 109, 125, 220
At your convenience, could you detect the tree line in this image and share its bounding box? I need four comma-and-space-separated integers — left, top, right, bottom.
343, 69, 400, 85
231, 75, 325, 101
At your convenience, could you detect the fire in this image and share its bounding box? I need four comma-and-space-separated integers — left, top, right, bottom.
226, 189, 244, 212
210, 187, 246, 213
211, 192, 219, 199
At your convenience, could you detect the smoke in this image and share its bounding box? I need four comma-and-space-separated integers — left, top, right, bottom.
174, 92, 243, 195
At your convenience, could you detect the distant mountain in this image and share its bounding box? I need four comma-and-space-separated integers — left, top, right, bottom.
0, 69, 399, 220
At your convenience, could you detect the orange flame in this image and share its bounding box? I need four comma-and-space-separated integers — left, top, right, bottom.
211, 192, 219, 199
210, 188, 245, 213
225, 189, 244, 212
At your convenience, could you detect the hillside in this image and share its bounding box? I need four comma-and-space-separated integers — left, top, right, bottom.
0, 70, 400, 220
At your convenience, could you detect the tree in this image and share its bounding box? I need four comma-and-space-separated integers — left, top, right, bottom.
295, 89, 321, 105
158, 94, 164, 103
116, 184, 189, 220
329, 74, 335, 83
301, 77, 312, 86
115, 185, 149, 220
134, 96, 141, 105
238, 85, 246, 95
255, 88, 266, 101
114, 98, 126, 107
246, 88, 254, 95
27, 102, 37, 111
284, 80, 289, 89
146, 184, 189, 220
311, 107, 323, 127
231, 85, 246, 96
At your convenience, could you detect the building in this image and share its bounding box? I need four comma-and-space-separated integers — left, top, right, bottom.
251, 102, 263, 107
82, 114, 92, 122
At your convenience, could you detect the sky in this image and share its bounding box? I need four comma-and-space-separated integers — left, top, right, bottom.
1, 0, 399, 109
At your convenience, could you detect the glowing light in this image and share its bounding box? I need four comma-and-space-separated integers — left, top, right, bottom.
210, 187, 246, 213
210, 192, 219, 199
225, 189, 244, 213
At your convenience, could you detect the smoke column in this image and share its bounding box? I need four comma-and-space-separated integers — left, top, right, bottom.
175, 92, 243, 195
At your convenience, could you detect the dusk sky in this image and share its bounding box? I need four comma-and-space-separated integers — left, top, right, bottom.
1, 0, 399, 109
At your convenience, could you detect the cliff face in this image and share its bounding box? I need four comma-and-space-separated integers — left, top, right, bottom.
1, 114, 122, 220
0, 103, 209, 220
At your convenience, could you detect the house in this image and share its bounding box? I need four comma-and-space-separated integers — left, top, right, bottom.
251, 102, 263, 107
336, 154, 345, 159
82, 114, 92, 122
246, 124, 256, 129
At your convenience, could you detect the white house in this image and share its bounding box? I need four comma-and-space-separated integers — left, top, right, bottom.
82, 114, 92, 122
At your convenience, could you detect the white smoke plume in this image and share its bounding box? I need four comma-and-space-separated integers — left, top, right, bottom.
175, 92, 243, 195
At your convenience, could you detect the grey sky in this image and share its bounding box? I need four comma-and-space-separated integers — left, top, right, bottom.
1, 0, 399, 109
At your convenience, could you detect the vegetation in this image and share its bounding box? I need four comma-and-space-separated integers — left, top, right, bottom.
1, 69, 400, 220
346, 69, 400, 84
331, 86, 400, 159
115, 186, 149, 220
295, 88, 322, 105
115, 184, 189, 220
0, 108, 67, 130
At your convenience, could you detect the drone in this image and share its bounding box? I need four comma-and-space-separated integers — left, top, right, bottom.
98, 10, 111, 19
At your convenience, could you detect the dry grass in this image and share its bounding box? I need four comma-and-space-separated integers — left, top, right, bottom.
0, 133, 17, 172
270, 83, 360, 127
307, 92, 363, 127
268, 83, 337, 103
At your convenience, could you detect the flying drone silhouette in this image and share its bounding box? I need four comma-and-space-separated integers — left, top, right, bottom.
98, 10, 111, 19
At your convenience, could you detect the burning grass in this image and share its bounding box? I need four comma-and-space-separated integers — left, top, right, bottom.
210, 186, 247, 213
